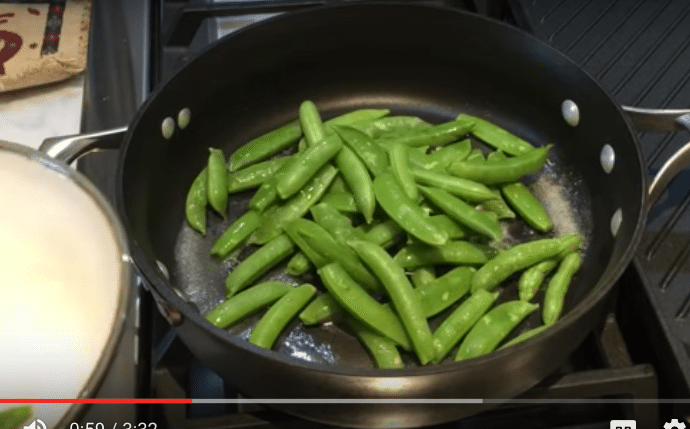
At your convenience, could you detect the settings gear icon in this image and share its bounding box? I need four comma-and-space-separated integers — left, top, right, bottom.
664, 419, 687, 429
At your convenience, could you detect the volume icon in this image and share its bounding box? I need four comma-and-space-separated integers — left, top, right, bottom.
24, 419, 46, 429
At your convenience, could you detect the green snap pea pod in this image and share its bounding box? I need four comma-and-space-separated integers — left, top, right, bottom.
0, 405, 33, 429
389, 143, 419, 201
299, 293, 345, 325
362, 218, 406, 249
499, 325, 548, 350
285, 253, 312, 276
251, 164, 338, 244
378, 120, 473, 148
332, 125, 389, 176
412, 168, 496, 203
357, 115, 431, 138
433, 289, 499, 361
428, 214, 469, 239
185, 167, 208, 235
328, 174, 350, 193
228, 120, 302, 172
543, 252, 582, 326
455, 114, 536, 156
374, 173, 448, 246
557, 234, 584, 258
485, 150, 507, 162
476, 188, 516, 220
206, 281, 291, 328
310, 203, 363, 244
227, 156, 292, 194
249, 179, 279, 213
447, 145, 552, 185
225, 234, 296, 296
276, 134, 342, 199
411, 266, 436, 289
348, 240, 435, 365
207, 148, 228, 218
335, 145, 376, 223
518, 259, 558, 301
296, 219, 383, 294
348, 318, 404, 369
211, 211, 261, 259
320, 190, 359, 213
423, 139, 472, 169
394, 240, 488, 269
418, 266, 474, 318
471, 234, 583, 293
464, 148, 485, 163
282, 219, 329, 273
419, 186, 502, 242
299, 100, 326, 148
455, 300, 539, 361
318, 262, 412, 350
249, 283, 317, 349
502, 182, 554, 232
324, 108, 391, 127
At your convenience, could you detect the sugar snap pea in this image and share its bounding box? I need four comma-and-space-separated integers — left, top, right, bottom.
310, 203, 363, 244
228, 120, 302, 172
320, 190, 359, 213
378, 120, 473, 148
249, 283, 317, 349
499, 325, 548, 349
447, 145, 551, 185
424, 139, 472, 168
185, 167, 208, 235
455, 300, 539, 361
332, 124, 389, 176
324, 108, 390, 127
433, 289, 499, 361
476, 188, 516, 220
361, 218, 406, 249
465, 148, 485, 162
318, 262, 412, 350
471, 234, 583, 293
225, 234, 296, 297
419, 186, 502, 242
417, 266, 474, 318
227, 155, 293, 194
348, 318, 404, 369
211, 210, 261, 259
249, 179, 280, 213
276, 134, 342, 199
412, 168, 496, 203
206, 281, 291, 328
299, 293, 344, 325
335, 145, 376, 223
455, 114, 535, 156
357, 115, 431, 138
518, 259, 558, 302
299, 100, 327, 148
502, 182, 554, 232
374, 173, 448, 246
389, 143, 419, 201
207, 148, 228, 218
428, 215, 469, 239
348, 240, 435, 365
543, 252, 582, 325
394, 241, 488, 269
411, 266, 436, 289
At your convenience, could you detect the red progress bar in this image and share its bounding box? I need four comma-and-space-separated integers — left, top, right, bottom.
0, 399, 192, 404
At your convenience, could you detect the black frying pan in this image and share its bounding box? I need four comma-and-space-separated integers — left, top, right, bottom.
45, 3, 690, 428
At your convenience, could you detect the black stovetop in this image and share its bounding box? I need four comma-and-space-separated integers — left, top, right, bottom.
77, 0, 690, 427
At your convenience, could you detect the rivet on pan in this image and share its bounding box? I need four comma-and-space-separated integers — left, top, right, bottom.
600, 144, 615, 174
177, 108, 191, 129
161, 117, 175, 140
561, 100, 580, 127
611, 208, 622, 237
156, 260, 170, 280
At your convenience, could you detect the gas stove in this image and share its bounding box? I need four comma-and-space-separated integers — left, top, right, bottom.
76, 1, 690, 427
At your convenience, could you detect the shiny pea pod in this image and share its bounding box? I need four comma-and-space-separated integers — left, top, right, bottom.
412, 168, 496, 203
276, 134, 342, 199
225, 234, 296, 297
411, 266, 436, 289
471, 234, 583, 293
318, 262, 412, 350
518, 259, 558, 302
228, 120, 302, 172
455, 300, 539, 361
332, 124, 390, 176
424, 140, 472, 168
310, 203, 363, 244
374, 173, 448, 246
299, 100, 327, 148
357, 115, 431, 138
543, 252, 582, 326
464, 148, 485, 163
299, 293, 344, 326
417, 266, 474, 318
433, 289, 499, 361
324, 108, 391, 128
502, 182, 554, 232
362, 218, 406, 249
249, 283, 317, 349
211, 211, 261, 259
320, 190, 359, 213
394, 241, 488, 269
185, 167, 208, 235
455, 114, 535, 156
249, 179, 279, 213
283, 219, 329, 268
335, 145, 376, 223
348, 240, 435, 365
389, 143, 419, 201
419, 186, 502, 242
499, 325, 548, 350
378, 120, 473, 148
227, 155, 293, 194
348, 318, 404, 369
428, 215, 469, 239
447, 145, 551, 185
476, 188, 516, 220
251, 164, 338, 244
207, 148, 228, 218
206, 281, 291, 328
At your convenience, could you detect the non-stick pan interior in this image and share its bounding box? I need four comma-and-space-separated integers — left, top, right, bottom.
120, 4, 644, 370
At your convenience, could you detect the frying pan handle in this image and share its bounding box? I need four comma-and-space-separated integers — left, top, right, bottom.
622, 107, 690, 209
39, 126, 128, 164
